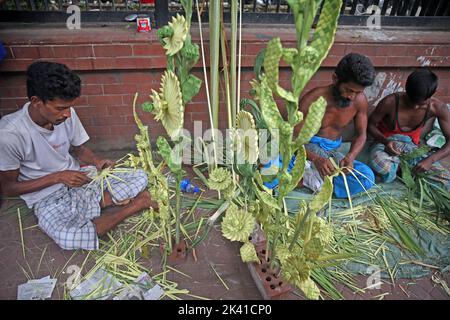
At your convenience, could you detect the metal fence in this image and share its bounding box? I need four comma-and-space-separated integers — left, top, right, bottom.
1, 0, 449, 26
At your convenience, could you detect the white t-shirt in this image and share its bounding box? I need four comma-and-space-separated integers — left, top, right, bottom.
0, 102, 90, 208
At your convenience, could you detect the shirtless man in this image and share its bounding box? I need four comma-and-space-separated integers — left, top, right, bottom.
368, 69, 450, 189
296, 53, 376, 198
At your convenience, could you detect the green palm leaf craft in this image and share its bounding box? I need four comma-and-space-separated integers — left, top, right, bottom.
136, 1, 202, 248
161, 14, 188, 56
260, 76, 284, 135
294, 96, 327, 148
309, 176, 333, 212
281, 255, 311, 285
221, 204, 256, 242
264, 37, 297, 104
208, 167, 233, 191
152, 70, 184, 139
239, 2, 343, 298
291, 0, 342, 97
298, 278, 321, 300
240, 242, 260, 263
156, 136, 183, 175
287, 145, 307, 193
236, 111, 259, 164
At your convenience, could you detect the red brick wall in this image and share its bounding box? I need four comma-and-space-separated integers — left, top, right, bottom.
1, 26, 449, 150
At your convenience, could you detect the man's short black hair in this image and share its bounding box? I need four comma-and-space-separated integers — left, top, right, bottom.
335, 53, 375, 87
405, 68, 438, 104
26, 61, 81, 103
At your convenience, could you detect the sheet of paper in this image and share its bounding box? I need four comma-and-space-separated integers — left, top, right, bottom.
143, 283, 164, 300
70, 269, 122, 300
17, 276, 57, 300
112, 272, 164, 300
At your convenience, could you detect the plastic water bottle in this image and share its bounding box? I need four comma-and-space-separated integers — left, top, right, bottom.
180, 179, 200, 194
165, 173, 199, 193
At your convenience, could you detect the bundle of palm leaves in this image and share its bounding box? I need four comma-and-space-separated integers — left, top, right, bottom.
399, 147, 450, 223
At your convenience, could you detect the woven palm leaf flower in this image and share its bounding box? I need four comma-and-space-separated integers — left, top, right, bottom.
304, 237, 324, 261
151, 70, 184, 139
295, 212, 333, 246
281, 255, 311, 288
240, 242, 259, 263
275, 244, 292, 265
248, 200, 260, 216
207, 167, 232, 191
298, 278, 321, 300
301, 215, 334, 247
235, 111, 259, 164
221, 204, 256, 242
150, 89, 164, 122
162, 14, 188, 56
158, 204, 170, 220
314, 218, 334, 246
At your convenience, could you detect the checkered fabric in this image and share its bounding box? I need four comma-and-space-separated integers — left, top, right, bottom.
369, 134, 450, 189
34, 168, 148, 250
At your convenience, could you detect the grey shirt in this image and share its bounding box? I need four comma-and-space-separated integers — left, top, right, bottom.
0, 103, 89, 208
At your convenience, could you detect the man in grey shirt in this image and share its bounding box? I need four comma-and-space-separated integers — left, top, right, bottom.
0, 61, 155, 250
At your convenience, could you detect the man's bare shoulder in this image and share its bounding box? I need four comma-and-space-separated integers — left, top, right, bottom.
303, 85, 330, 99
430, 98, 448, 115
300, 86, 331, 109
353, 92, 369, 112
375, 93, 397, 111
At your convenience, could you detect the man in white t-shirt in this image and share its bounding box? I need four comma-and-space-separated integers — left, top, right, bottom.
0, 61, 155, 250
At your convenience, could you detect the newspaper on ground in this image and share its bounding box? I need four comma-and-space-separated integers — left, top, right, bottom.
17, 276, 57, 300
70, 268, 123, 300
113, 272, 164, 300
143, 283, 165, 300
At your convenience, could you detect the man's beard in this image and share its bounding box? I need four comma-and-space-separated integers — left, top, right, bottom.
332, 85, 352, 108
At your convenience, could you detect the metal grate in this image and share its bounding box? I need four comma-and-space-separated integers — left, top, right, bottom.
1, 0, 449, 26
2, 0, 449, 15
2, 0, 155, 11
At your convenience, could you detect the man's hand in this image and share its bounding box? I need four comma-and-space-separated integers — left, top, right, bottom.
339, 155, 354, 174
313, 157, 336, 178
413, 157, 434, 174
55, 170, 92, 188
385, 141, 401, 156
72, 145, 116, 172
94, 158, 115, 171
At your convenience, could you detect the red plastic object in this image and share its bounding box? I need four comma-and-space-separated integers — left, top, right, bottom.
137, 16, 151, 32
140, 0, 155, 4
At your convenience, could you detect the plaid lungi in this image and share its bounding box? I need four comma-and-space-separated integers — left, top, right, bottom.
369, 134, 450, 189
34, 167, 148, 250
